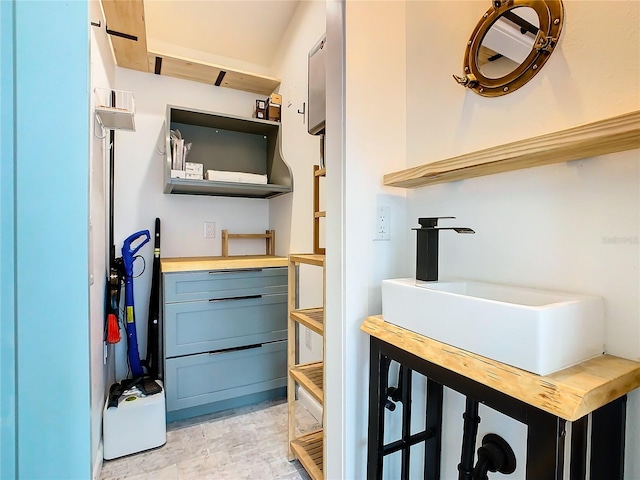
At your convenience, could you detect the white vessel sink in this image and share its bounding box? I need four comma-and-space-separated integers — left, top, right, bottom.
381, 278, 605, 375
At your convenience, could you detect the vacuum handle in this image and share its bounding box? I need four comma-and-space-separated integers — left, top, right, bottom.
123, 230, 151, 257
122, 230, 151, 275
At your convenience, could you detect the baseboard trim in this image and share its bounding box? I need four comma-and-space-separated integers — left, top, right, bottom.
92, 441, 103, 480
298, 386, 322, 423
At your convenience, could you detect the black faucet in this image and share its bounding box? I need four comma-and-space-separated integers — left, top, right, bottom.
413, 217, 475, 282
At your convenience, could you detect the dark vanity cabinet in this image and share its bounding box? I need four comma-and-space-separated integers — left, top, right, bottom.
362, 316, 640, 480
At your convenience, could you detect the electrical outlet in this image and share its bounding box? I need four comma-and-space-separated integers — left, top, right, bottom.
305, 328, 312, 349
374, 206, 391, 241
204, 222, 216, 238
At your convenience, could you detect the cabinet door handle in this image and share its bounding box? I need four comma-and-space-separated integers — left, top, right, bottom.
208, 343, 262, 355
208, 294, 262, 303
208, 268, 263, 274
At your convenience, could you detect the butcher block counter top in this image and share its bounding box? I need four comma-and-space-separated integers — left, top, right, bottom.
161, 255, 288, 273
361, 315, 640, 421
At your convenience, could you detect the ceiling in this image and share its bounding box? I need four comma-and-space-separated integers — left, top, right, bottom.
143, 1, 301, 70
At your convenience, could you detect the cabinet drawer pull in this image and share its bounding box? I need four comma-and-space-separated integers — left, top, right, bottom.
208, 343, 262, 355
208, 268, 264, 275
208, 294, 262, 303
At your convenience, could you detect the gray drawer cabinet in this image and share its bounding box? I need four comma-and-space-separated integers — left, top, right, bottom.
162, 265, 287, 421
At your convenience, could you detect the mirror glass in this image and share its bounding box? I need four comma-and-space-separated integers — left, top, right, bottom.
477, 6, 540, 79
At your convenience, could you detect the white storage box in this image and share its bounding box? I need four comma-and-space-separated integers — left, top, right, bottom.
103, 380, 166, 460
185, 162, 203, 174
205, 170, 268, 184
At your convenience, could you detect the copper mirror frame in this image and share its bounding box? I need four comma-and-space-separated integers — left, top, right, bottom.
454, 0, 564, 97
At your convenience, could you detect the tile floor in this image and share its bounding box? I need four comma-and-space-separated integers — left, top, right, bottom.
100, 399, 320, 480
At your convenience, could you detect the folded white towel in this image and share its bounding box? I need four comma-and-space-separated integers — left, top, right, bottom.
205, 170, 268, 185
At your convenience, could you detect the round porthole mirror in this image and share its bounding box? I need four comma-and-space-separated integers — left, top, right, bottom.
454, 0, 564, 97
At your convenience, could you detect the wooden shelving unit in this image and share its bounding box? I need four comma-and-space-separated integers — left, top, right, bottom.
290, 430, 324, 480
313, 166, 326, 255
383, 110, 640, 189
288, 181, 327, 477
287, 254, 325, 476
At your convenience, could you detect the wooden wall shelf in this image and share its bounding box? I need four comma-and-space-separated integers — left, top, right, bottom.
148, 50, 280, 96
100, 0, 280, 95
384, 110, 640, 189
100, 0, 149, 72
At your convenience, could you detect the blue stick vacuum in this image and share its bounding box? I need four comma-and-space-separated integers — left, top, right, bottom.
122, 229, 150, 378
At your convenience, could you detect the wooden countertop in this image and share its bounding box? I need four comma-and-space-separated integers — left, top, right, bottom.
161, 255, 288, 273
361, 316, 640, 421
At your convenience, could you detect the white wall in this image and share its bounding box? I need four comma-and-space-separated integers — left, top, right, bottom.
404, 1, 640, 479
89, 2, 116, 476
327, 2, 410, 478
270, 0, 327, 368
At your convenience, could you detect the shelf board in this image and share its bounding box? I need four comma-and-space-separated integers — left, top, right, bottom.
149, 50, 281, 95
290, 361, 324, 405
314, 167, 326, 177
384, 110, 640, 189
169, 106, 282, 134
164, 178, 291, 199
100, 0, 149, 72
314, 211, 326, 218
289, 254, 325, 267
291, 308, 324, 336
95, 106, 136, 131
291, 429, 324, 480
